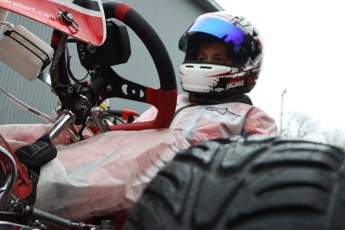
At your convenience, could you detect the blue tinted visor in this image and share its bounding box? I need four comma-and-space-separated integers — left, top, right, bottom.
187, 17, 245, 46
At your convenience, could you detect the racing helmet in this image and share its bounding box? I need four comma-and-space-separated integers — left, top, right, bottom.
178, 12, 263, 103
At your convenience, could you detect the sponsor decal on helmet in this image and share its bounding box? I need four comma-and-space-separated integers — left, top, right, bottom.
226, 77, 245, 89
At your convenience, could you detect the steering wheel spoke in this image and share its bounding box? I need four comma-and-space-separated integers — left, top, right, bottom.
95, 67, 147, 103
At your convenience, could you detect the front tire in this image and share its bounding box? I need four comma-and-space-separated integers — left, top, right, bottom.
123, 135, 345, 230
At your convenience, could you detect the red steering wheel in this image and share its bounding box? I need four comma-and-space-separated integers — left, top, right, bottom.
50, 1, 177, 133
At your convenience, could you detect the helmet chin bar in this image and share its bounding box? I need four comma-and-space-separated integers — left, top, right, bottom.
180, 63, 243, 92
179, 60, 260, 98
180, 63, 232, 84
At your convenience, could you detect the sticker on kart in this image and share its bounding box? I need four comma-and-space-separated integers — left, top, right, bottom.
0, 0, 106, 46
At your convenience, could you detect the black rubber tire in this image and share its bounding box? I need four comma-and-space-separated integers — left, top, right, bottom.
123, 135, 345, 230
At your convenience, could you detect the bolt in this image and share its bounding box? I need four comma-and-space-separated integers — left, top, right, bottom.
106, 85, 112, 91
67, 86, 74, 94
87, 44, 97, 54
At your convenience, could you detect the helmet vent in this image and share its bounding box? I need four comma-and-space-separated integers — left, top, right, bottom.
200, 65, 212, 69
185, 65, 194, 68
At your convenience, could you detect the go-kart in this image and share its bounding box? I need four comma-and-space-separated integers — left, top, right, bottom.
1, 1, 345, 230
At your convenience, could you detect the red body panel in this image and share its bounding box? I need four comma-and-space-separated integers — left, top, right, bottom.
0, 0, 106, 45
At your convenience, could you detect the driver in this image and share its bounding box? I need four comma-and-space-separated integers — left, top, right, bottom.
136, 11, 277, 143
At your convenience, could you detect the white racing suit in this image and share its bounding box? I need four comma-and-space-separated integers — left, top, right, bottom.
136, 94, 278, 144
